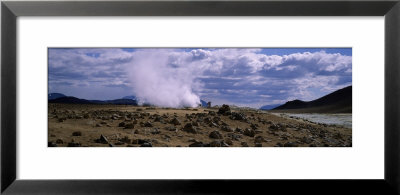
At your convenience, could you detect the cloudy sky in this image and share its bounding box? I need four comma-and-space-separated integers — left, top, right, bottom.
48, 48, 352, 108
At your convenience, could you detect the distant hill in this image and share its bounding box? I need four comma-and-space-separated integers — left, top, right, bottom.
49, 96, 93, 104
272, 86, 352, 113
122, 95, 137, 100
259, 104, 281, 110
48, 95, 138, 105
48, 93, 66, 100
105, 99, 138, 105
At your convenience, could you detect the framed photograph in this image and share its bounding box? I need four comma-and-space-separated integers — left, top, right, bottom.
2, 0, 399, 194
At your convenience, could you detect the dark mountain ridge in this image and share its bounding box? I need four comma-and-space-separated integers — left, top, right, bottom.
272, 86, 352, 113
259, 104, 282, 110
48, 96, 138, 105
48, 93, 66, 100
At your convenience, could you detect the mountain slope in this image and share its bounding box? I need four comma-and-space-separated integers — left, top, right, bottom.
259, 104, 282, 110
49, 96, 138, 105
272, 86, 352, 113
48, 93, 66, 100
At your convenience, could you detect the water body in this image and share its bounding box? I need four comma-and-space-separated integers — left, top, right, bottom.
274, 113, 352, 128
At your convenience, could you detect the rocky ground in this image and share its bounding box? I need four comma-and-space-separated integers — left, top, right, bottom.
48, 103, 352, 147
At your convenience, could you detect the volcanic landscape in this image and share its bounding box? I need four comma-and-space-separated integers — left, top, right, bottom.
48, 103, 352, 147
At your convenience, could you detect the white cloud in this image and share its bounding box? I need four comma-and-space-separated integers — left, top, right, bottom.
49, 48, 352, 107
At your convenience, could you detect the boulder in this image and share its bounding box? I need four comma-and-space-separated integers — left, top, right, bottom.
144, 121, 153, 127
189, 142, 204, 147
230, 112, 246, 121
269, 123, 287, 131
96, 134, 109, 144
124, 123, 135, 129
118, 122, 126, 127
218, 104, 231, 115
56, 139, 64, 144
183, 123, 197, 134
225, 138, 233, 145
140, 142, 153, 147
209, 130, 223, 139
48, 142, 57, 147
243, 128, 255, 137
72, 131, 82, 136
210, 140, 222, 147
235, 127, 244, 134
221, 125, 234, 132
165, 126, 178, 132
284, 142, 298, 147
67, 142, 81, 147
119, 136, 131, 144
150, 128, 161, 134
254, 136, 264, 143
170, 117, 181, 125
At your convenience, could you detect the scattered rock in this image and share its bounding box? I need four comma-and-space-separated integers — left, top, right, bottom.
250, 123, 258, 130
255, 143, 262, 147
284, 142, 298, 147
225, 138, 233, 145
124, 123, 135, 129
150, 128, 161, 134
241, 142, 249, 147
154, 116, 163, 122
189, 142, 204, 147
119, 136, 131, 143
118, 122, 126, 127
275, 142, 283, 147
48, 142, 57, 147
144, 121, 153, 127
140, 142, 152, 147
183, 123, 197, 134
67, 142, 81, 147
243, 128, 255, 137
96, 134, 109, 144
210, 140, 222, 147
227, 133, 241, 141
235, 127, 244, 134
170, 118, 181, 125
56, 139, 64, 144
221, 125, 234, 132
269, 123, 287, 131
218, 104, 231, 115
72, 131, 82, 136
188, 138, 199, 142
165, 126, 177, 132
230, 112, 246, 121
209, 130, 223, 139
192, 121, 199, 127
254, 136, 264, 143
300, 136, 313, 144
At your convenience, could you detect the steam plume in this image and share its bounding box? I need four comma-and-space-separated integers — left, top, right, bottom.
126, 50, 201, 108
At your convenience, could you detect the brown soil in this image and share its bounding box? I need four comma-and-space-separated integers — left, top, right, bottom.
48, 103, 352, 147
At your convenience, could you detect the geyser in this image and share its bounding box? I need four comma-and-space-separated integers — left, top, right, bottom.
126, 50, 201, 108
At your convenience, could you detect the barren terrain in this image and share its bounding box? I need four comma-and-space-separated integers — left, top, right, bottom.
48, 103, 352, 147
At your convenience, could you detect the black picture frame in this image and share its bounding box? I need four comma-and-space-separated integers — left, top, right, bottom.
1, 0, 399, 194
